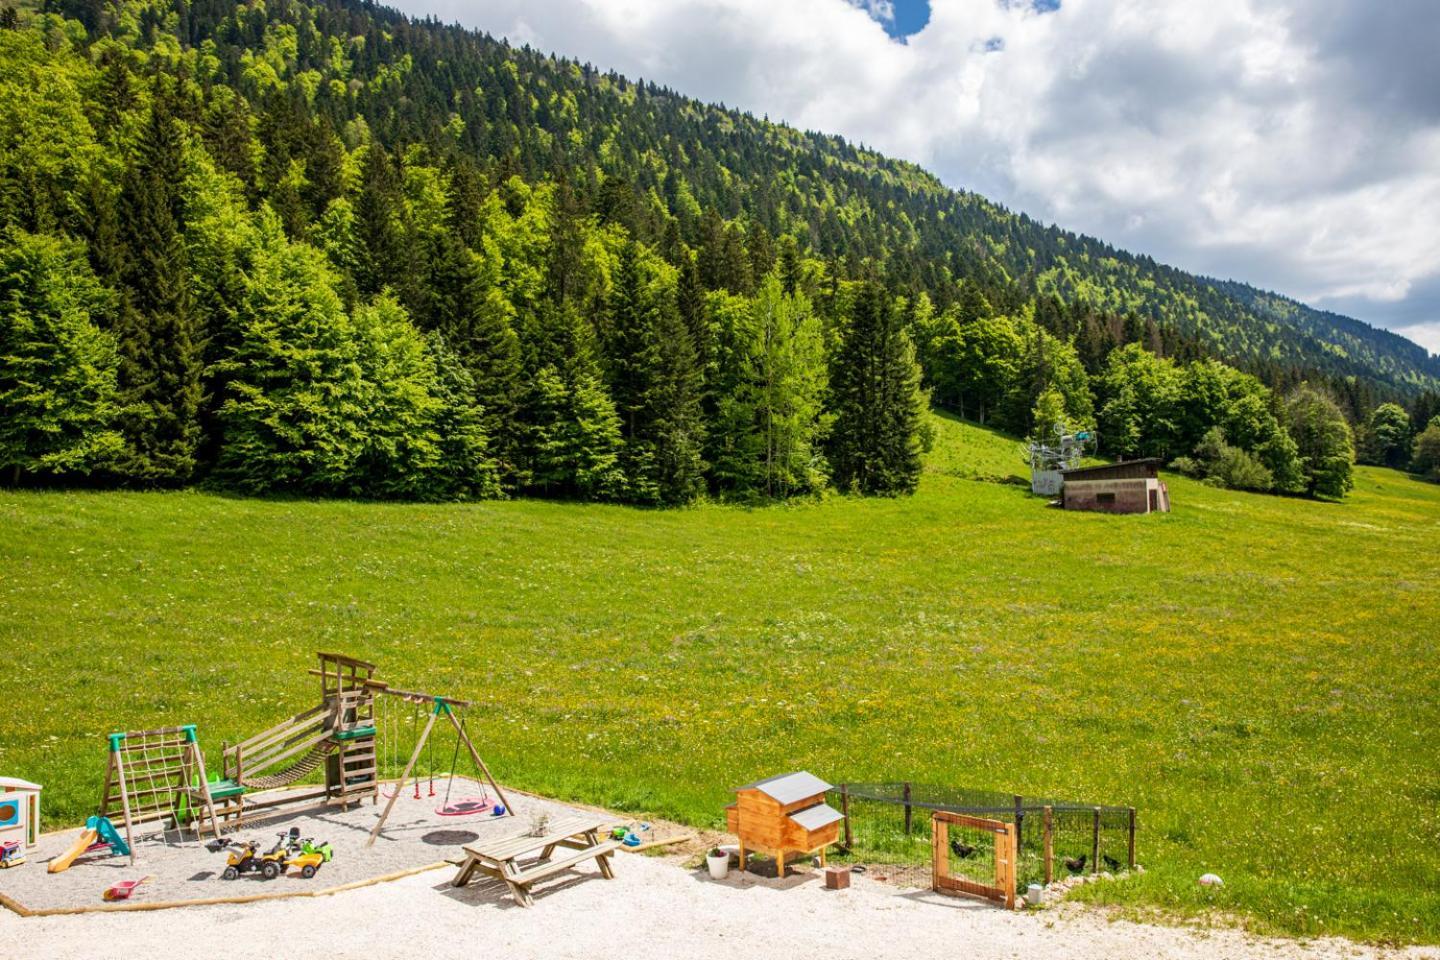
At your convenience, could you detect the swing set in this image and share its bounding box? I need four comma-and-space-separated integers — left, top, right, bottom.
368, 688, 513, 845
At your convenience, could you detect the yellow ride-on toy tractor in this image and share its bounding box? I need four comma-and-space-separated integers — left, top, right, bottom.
286, 838, 334, 879
256, 827, 302, 880
209, 837, 261, 880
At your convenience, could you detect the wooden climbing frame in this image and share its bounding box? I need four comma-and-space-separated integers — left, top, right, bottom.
99, 725, 222, 864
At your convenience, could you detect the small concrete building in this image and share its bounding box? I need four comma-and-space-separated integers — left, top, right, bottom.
1060, 459, 1170, 514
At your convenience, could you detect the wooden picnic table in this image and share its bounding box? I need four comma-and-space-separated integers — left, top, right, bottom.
450, 814, 620, 907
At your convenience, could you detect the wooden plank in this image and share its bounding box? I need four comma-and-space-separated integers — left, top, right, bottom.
462, 817, 608, 859
238, 724, 329, 774
228, 705, 327, 755
240, 731, 332, 783
509, 841, 620, 885
615, 834, 692, 853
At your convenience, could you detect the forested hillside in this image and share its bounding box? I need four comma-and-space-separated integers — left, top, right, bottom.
1, 0, 1436, 503
41, 0, 1432, 393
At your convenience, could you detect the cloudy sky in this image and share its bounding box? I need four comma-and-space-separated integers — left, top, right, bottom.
391, 0, 1440, 355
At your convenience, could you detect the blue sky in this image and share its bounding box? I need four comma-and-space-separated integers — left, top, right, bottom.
850, 0, 932, 39
392, 0, 1440, 356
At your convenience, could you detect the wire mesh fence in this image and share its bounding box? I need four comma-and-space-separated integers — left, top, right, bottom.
827, 783, 1134, 891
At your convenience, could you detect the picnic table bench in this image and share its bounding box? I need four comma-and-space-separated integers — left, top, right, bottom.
450, 814, 620, 907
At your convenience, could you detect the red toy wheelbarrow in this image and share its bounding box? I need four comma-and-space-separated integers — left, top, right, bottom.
103, 876, 151, 901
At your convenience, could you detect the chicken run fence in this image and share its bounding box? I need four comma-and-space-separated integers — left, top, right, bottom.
826, 783, 1135, 891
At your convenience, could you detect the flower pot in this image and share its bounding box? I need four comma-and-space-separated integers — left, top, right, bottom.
706, 853, 730, 880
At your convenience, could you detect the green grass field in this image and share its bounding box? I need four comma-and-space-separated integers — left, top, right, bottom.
3, 413, 1438, 942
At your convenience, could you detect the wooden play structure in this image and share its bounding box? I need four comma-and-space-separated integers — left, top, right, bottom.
213, 653, 381, 824
726, 772, 843, 876
208, 652, 511, 841
931, 811, 1017, 909
365, 685, 513, 845
95, 725, 223, 865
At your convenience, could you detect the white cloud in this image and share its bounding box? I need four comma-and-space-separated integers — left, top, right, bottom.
1398, 323, 1440, 357
395, 0, 1440, 344
847, 0, 896, 24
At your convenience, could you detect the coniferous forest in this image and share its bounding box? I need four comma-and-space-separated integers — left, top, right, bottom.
3, 0, 1439, 503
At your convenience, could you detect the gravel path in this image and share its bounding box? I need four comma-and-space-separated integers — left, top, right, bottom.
3, 846, 1434, 960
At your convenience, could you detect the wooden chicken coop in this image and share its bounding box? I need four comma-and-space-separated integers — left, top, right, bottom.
726, 772, 844, 876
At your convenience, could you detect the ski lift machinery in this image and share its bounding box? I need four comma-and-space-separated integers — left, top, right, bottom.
1022, 422, 1096, 497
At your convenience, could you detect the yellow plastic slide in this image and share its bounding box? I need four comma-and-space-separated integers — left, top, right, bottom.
47, 828, 98, 874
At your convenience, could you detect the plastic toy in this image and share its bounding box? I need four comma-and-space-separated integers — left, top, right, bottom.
103, 877, 151, 901
286, 838, 334, 879
47, 815, 130, 873
0, 778, 41, 854
257, 828, 301, 880
216, 838, 261, 880
0, 839, 26, 869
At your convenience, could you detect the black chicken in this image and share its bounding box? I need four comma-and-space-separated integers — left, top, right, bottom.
950, 839, 977, 859
1064, 854, 1087, 873
1102, 854, 1121, 872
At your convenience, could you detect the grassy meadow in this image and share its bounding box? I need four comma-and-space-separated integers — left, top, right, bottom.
3, 413, 1438, 942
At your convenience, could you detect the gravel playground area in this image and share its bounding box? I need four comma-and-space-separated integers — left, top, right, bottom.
0, 778, 595, 913
4, 845, 1437, 960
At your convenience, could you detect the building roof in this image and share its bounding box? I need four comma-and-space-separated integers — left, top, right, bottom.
734, 771, 832, 804
1060, 458, 1163, 480
0, 777, 41, 791
787, 803, 845, 831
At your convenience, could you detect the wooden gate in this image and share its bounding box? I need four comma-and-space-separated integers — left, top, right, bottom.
931, 812, 1017, 909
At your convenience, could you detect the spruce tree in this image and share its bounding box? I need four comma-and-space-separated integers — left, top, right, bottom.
605, 241, 706, 503
111, 92, 204, 483
828, 281, 926, 495
215, 215, 368, 494
523, 302, 623, 499
354, 145, 410, 300
422, 229, 524, 488
0, 229, 123, 482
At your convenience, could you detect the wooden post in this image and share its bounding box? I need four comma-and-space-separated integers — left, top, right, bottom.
1043, 805, 1053, 885
903, 781, 912, 835
1127, 807, 1137, 870
113, 746, 137, 866
996, 824, 1017, 910
446, 705, 515, 818
1090, 807, 1100, 874
367, 708, 437, 846
930, 813, 942, 892
185, 734, 223, 842
840, 785, 852, 849
1013, 794, 1024, 856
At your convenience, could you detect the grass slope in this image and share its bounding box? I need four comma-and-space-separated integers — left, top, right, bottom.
2, 415, 1438, 942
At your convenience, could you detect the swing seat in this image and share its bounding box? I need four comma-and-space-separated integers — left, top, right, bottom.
436, 797, 495, 817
